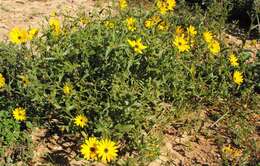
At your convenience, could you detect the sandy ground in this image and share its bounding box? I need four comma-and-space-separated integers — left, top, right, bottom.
0, 1, 258, 165
0, 0, 111, 40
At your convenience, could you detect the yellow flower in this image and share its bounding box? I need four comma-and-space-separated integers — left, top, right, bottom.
151, 15, 161, 24
28, 28, 39, 40
49, 17, 61, 35
50, 10, 57, 17
203, 31, 213, 43
208, 40, 220, 55
97, 139, 118, 163
251, 39, 257, 46
156, 0, 176, 15
81, 137, 99, 160
126, 17, 137, 31
74, 114, 88, 128
233, 71, 243, 85
9, 27, 28, 44
128, 38, 147, 54
104, 21, 115, 29
222, 145, 242, 159
228, 53, 239, 67
173, 34, 190, 52
79, 17, 89, 26
63, 83, 73, 95
222, 145, 233, 154
19, 75, 30, 87
144, 15, 161, 29
144, 19, 154, 29
187, 25, 197, 37
157, 21, 169, 31
119, 0, 128, 10
13, 107, 27, 121
175, 26, 184, 36
0, 73, 5, 89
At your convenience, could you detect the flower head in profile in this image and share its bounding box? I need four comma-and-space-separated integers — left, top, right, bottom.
173, 34, 190, 52
203, 31, 213, 43
97, 139, 118, 163
208, 40, 220, 55
233, 71, 243, 85
13, 107, 27, 121
28, 28, 39, 40
175, 26, 184, 36
156, 0, 176, 15
128, 38, 147, 54
119, 0, 128, 10
187, 25, 197, 37
49, 17, 61, 35
0, 73, 5, 89
81, 137, 99, 160
9, 27, 28, 44
63, 83, 73, 95
126, 17, 137, 31
228, 53, 239, 67
74, 114, 88, 128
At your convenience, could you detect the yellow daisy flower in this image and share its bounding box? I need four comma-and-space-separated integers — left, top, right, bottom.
144, 19, 154, 29
97, 139, 118, 163
0, 73, 5, 89
74, 114, 88, 128
173, 34, 190, 52
50, 10, 57, 17
157, 21, 169, 31
19, 75, 30, 87
80, 137, 99, 160
175, 26, 184, 36
9, 27, 28, 44
13, 107, 27, 121
126, 17, 137, 32
228, 53, 239, 67
187, 25, 197, 37
203, 31, 213, 43
128, 38, 147, 54
144, 15, 161, 29
28, 28, 39, 40
79, 17, 90, 26
63, 83, 73, 95
156, 0, 176, 15
233, 71, 243, 85
119, 0, 128, 10
208, 40, 220, 55
222, 144, 242, 159
104, 21, 115, 29
49, 17, 61, 35
151, 15, 161, 24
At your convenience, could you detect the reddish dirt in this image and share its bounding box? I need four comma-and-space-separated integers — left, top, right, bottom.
0, 0, 110, 40
0, 1, 258, 165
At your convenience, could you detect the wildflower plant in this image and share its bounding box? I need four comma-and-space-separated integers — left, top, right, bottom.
0, 0, 258, 165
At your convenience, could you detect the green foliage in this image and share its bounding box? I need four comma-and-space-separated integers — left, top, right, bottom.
0, 0, 259, 164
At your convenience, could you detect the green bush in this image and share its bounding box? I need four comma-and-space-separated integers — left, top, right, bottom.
0, 0, 258, 164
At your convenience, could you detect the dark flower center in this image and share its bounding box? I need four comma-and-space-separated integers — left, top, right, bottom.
90, 147, 96, 152
18, 36, 21, 40
104, 148, 109, 153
